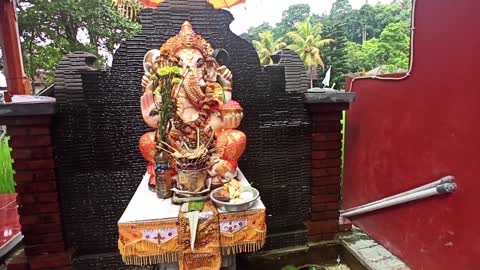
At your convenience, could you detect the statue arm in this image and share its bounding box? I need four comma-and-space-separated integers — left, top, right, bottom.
216, 66, 232, 103
141, 91, 160, 129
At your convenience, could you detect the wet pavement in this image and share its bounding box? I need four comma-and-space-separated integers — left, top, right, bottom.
340, 227, 410, 270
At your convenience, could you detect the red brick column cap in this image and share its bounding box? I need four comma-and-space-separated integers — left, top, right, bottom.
304, 91, 355, 112
0, 102, 55, 118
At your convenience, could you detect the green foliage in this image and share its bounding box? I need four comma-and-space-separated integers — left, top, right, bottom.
273, 4, 312, 40
18, 0, 141, 82
286, 17, 333, 86
330, 35, 350, 87
244, 0, 412, 89
153, 65, 184, 143
240, 22, 274, 43
330, 0, 352, 20
241, 4, 324, 44
158, 66, 182, 77
281, 266, 298, 270
376, 22, 410, 72
0, 133, 15, 194
252, 32, 287, 65
188, 201, 205, 212
344, 22, 410, 74
332, 1, 411, 44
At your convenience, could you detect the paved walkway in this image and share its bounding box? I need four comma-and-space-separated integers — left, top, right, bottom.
340, 227, 410, 270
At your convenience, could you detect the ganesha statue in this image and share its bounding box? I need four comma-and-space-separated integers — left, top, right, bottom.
138, 21, 247, 198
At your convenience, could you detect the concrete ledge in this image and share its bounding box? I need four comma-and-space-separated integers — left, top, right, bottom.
0, 103, 55, 117
304, 91, 356, 104
340, 227, 410, 270
0, 233, 22, 259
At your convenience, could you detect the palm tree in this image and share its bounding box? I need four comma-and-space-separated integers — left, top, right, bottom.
252, 31, 287, 65
287, 17, 334, 88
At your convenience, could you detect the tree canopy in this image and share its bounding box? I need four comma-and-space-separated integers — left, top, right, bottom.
9, 0, 412, 90
287, 17, 333, 87
252, 32, 287, 65
245, 0, 412, 88
240, 23, 274, 43
273, 4, 312, 39
18, 0, 141, 84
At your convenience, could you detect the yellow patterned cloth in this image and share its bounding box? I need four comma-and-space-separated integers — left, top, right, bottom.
177, 201, 221, 270
219, 209, 266, 255
118, 219, 179, 265
118, 205, 266, 267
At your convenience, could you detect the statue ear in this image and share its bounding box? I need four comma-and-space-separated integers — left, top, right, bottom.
212, 48, 230, 66
143, 49, 161, 73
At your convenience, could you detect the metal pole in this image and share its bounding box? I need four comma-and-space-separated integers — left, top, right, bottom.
341, 183, 457, 218
0, 0, 32, 102
340, 176, 454, 215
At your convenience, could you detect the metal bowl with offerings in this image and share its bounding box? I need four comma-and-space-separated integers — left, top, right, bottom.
210, 181, 260, 212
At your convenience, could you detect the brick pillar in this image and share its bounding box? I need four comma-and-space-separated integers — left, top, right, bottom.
303, 91, 355, 242
0, 103, 72, 270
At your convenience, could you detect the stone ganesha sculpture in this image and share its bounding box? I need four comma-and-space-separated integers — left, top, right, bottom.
138, 21, 247, 188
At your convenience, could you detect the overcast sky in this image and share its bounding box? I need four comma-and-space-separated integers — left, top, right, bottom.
229, 0, 393, 34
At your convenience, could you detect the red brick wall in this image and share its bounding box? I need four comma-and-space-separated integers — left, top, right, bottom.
0, 114, 72, 270
305, 103, 351, 242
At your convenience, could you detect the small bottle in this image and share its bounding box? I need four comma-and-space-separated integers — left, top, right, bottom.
155, 151, 173, 199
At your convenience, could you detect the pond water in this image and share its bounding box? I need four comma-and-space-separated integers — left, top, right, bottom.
237, 242, 366, 270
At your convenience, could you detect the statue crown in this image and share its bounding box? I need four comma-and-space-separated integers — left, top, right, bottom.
160, 21, 213, 57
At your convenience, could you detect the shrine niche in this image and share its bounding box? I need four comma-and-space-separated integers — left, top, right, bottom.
117, 21, 266, 269
52, 0, 311, 268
